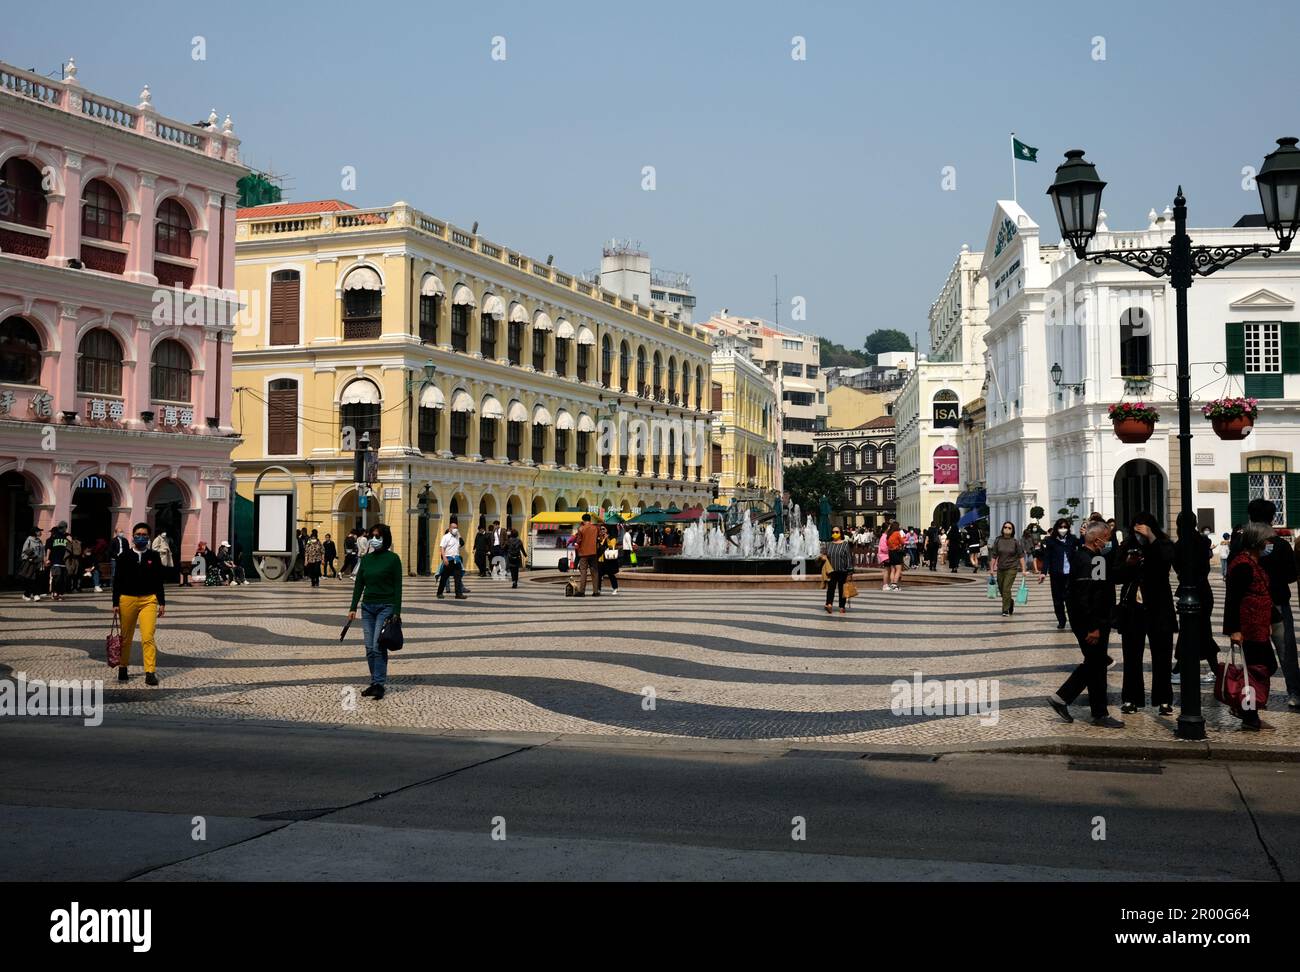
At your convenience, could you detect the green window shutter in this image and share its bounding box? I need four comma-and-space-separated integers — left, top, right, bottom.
1245, 372, 1284, 399
1282, 322, 1300, 373
1225, 322, 1245, 374
1230, 474, 1249, 529
1287, 473, 1300, 529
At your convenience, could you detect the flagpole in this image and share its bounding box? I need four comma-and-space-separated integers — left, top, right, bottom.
1011, 132, 1018, 202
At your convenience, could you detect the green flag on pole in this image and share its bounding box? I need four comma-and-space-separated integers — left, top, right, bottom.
1013, 138, 1038, 163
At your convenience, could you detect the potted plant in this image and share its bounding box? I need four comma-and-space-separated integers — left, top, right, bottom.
1108, 401, 1159, 443
1201, 397, 1257, 440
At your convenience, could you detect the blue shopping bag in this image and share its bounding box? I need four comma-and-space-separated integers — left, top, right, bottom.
986, 575, 998, 599
1014, 577, 1029, 605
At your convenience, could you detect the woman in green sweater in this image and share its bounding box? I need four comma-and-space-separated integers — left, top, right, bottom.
347, 522, 402, 699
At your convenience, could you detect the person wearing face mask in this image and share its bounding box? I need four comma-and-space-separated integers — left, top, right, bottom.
112, 521, 167, 686
1047, 521, 1123, 727
1238, 499, 1298, 709
1173, 510, 1218, 688
1222, 521, 1282, 729
437, 520, 467, 599
990, 521, 1026, 617
1115, 511, 1177, 715
820, 526, 855, 613
347, 523, 402, 700
1038, 517, 1080, 629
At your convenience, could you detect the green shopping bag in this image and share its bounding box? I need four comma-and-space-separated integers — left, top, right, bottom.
1014, 576, 1029, 605
986, 576, 998, 598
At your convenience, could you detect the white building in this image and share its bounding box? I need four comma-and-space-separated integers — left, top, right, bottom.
589, 241, 697, 324
981, 200, 1300, 534
894, 244, 989, 529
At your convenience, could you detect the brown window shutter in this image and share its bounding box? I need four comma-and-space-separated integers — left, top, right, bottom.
747, 454, 757, 477
711, 382, 723, 412
268, 382, 297, 454
269, 276, 299, 346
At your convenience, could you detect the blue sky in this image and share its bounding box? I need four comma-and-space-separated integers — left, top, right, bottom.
7, 0, 1298, 350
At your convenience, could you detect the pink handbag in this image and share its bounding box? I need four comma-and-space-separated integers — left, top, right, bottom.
1213, 641, 1270, 715
105, 609, 122, 668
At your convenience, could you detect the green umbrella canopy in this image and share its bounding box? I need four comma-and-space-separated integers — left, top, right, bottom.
666, 504, 681, 514
603, 510, 623, 523
706, 503, 729, 513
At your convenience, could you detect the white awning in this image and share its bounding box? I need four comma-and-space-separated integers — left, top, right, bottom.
576, 324, 596, 346
480, 395, 504, 419
532, 311, 552, 332
555, 319, 575, 340
340, 379, 381, 405
451, 283, 476, 307
419, 384, 444, 408
482, 294, 506, 319
532, 404, 553, 426
577, 412, 596, 433
555, 409, 575, 431
420, 273, 445, 297
450, 389, 475, 413
508, 301, 529, 323
507, 399, 528, 423
342, 266, 381, 291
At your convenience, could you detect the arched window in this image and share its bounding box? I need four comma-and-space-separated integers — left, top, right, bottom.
695, 366, 703, 410
601, 334, 613, 386
636, 346, 648, 395
340, 379, 381, 449
862, 481, 878, 506
418, 274, 444, 345
619, 340, 631, 392
76, 328, 123, 395
342, 267, 382, 340
150, 339, 192, 403
883, 480, 897, 502
840, 445, 857, 470
819, 449, 835, 468
154, 199, 192, 257
268, 378, 298, 455
681, 360, 691, 406
668, 355, 677, 400
1120, 307, 1151, 377
81, 179, 124, 242
882, 444, 896, 467
0, 316, 42, 384
862, 444, 878, 469
0, 157, 48, 229
653, 351, 663, 397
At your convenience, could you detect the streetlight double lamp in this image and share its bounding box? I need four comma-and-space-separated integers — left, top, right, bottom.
1046, 137, 1300, 741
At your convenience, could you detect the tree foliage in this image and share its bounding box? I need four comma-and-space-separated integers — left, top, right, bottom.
819, 337, 870, 368
783, 455, 850, 514
864, 328, 914, 356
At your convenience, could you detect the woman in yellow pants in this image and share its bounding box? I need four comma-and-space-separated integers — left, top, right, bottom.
113, 521, 168, 686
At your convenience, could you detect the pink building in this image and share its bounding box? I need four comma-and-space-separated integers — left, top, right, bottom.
0, 58, 245, 575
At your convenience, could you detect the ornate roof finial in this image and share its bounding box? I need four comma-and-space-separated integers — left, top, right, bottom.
222, 114, 234, 135
1148, 208, 1160, 228
208, 108, 218, 127
1097, 209, 1109, 233
64, 57, 78, 82
138, 84, 153, 109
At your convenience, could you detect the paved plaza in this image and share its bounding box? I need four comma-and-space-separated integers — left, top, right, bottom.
5, 571, 1298, 753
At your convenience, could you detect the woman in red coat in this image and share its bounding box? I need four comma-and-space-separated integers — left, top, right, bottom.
1222, 521, 1281, 730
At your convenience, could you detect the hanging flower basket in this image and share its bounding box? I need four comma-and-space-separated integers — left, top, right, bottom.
1108, 401, 1158, 443
1202, 397, 1257, 440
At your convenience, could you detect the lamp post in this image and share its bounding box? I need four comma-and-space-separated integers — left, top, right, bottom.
1046, 138, 1300, 741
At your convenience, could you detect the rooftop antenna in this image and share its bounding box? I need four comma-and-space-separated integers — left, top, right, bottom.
773, 274, 780, 328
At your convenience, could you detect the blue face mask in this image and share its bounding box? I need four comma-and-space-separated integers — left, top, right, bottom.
1263, 543, 1274, 557
133, 536, 150, 550
1102, 541, 1113, 553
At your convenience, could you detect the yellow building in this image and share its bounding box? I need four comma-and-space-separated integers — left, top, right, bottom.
709, 336, 778, 499
231, 199, 713, 575
826, 384, 893, 430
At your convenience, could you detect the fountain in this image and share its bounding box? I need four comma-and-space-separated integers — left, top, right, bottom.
655, 509, 825, 576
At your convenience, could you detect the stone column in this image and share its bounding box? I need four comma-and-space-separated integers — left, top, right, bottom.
54, 304, 80, 414
129, 464, 152, 523
51, 461, 77, 528
126, 171, 158, 284
130, 317, 153, 427
197, 189, 223, 291
48, 150, 84, 264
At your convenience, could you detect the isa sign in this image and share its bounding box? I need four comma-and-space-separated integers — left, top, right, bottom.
933, 403, 960, 428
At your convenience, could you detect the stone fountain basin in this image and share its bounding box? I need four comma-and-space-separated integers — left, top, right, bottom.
653, 556, 824, 575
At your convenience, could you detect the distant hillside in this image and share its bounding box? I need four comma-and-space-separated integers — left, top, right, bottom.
819, 337, 870, 368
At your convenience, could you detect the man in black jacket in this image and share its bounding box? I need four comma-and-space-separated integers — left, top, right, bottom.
1038, 518, 1080, 629
1233, 499, 1298, 708
1047, 522, 1123, 727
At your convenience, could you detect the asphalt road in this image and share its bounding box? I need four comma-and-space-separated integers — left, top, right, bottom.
2, 716, 1294, 881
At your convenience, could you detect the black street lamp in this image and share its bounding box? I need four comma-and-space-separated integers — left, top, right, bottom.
1046, 138, 1300, 741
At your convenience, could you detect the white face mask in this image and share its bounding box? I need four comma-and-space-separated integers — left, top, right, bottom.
369, 537, 383, 551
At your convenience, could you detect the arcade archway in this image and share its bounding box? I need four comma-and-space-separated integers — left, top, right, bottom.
1114, 459, 1166, 530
